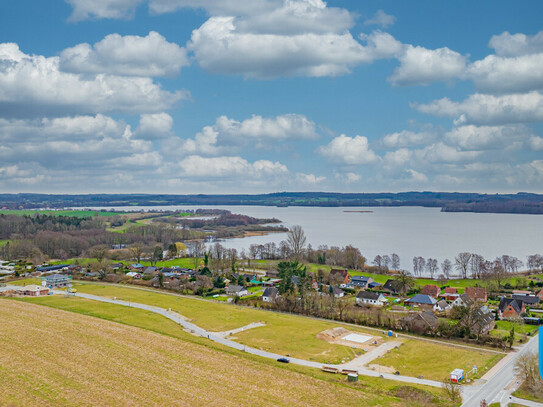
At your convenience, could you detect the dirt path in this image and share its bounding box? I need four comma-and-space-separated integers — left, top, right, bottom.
338, 341, 402, 370
214, 322, 266, 338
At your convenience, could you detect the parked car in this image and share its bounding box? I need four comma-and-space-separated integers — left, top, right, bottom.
277, 358, 290, 363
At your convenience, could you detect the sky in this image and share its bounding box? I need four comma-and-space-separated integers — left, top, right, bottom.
0, 0, 542, 194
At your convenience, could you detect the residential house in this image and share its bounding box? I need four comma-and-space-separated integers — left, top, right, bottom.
421, 284, 440, 298
356, 291, 386, 306
263, 279, 282, 287
16, 285, 49, 296
404, 294, 437, 310
512, 294, 540, 306
41, 274, 72, 288
348, 276, 373, 290
442, 287, 458, 301
143, 266, 158, 275
462, 305, 495, 335
399, 311, 439, 334
36, 265, 68, 273
129, 263, 144, 270
382, 279, 409, 295
330, 286, 345, 298
433, 300, 451, 313
329, 269, 351, 285
536, 289, 543, 301
498, 298, 526, 319
225, 285, 248, 297
368, 281, 382, 290
126, 271, 142, 278
262, 287, 279, 303
465, 287, 488, 302
452, 294, 474, 308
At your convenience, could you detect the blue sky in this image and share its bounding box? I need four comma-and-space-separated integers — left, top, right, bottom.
0, 0, 542, 193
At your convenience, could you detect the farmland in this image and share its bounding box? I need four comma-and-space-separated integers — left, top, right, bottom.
0, 299, 451, 407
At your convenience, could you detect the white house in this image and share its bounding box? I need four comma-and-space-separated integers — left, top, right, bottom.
262, 287, 279, 302
226, 285, 248, 297
126, 272, 142, 278
433, 300, 451, 313
452, 294, 474, 308
356, 291, 386, 306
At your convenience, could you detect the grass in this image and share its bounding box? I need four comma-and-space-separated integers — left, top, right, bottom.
0, 209, 125, 218
490, 320, 538, 344
6, 278, 42, 286
1, 298, 452, 406
374, 340, 502, 382
70, 282, 382, 364
512, 383, 543, 403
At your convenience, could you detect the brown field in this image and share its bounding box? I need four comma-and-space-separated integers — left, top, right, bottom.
0, 300, 448, 407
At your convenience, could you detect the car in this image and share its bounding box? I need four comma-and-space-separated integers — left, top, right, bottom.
277, 358, 290, 363
394, 371, 400, 376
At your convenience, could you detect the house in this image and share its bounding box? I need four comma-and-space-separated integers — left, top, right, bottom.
421, 285, 440, 298
382, 279, 409, 294
16, 285, 49, 296
462, 305, 495, 335
126, 271, 142, 278
263, 279, 282, 287
143, 266, 158, 275
348, 276, 373, 290
368, 281, 382, 289
404, 294, 437, 310
465, 287, 488, 302
225, 285, 248, 297
41, 274, 72, 288
442, 287, 459, 301
512, 294, 540, 306
262, 287, 279, 302
433, 300, 451, 313
35, 265, 68, 273
498, 298, 526, 319
356, 291, 386, 306
399, 311, 439, 334
330, 269, 351, 285
513, 290, 532, 295
452, 294, 474, 308
536, 289, 543, 301
129, 263, 144, 270
330, 286, 345, 298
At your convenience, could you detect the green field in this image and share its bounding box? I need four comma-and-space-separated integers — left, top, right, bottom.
0, 209, 125, 218
375, 340, 502, 382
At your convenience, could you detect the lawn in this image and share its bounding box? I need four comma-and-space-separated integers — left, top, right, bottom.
490, 320, 538, 344
2, 298, 453, 407
70, 282, 384, 364
374, 340, 503, 382
512, 383, 543, 403
7, 278, 42, 286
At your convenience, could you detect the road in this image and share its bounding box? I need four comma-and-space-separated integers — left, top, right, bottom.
461, 333, 541, 407
56, 290, 444, 389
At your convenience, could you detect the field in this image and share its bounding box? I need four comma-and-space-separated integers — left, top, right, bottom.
0, 299, 452, 406
374, 340, 502, 382
0, 209, 125, 218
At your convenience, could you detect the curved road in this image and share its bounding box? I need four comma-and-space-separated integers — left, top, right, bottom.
60, 290, 444, 389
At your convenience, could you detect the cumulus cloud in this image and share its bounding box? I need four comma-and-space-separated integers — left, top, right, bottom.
415, 142, 481, 163
60, 32, 188, 77
364, 9, 396, 28
66, 0, 146, 21
528, 136, 543, 151
318, 134, 379, 165
0, 43, 186, 118
134, 113, 173, 139
178, 155, 288, 178
384, 148, 412, 167
413, 92, 543, 125
296, 172, 325, 184
389, 45, 467, 86
445, 124, 532, 150
381, 130, 436, 148
489, 30, 543, 57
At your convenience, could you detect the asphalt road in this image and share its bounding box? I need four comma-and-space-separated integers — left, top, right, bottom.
461, 333, 541, 407
61, 291, 444, 389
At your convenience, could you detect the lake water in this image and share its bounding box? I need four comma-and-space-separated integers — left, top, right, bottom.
86, 205, 543, 276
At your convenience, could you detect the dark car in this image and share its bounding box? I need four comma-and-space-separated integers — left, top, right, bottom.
277, 358, 290, 363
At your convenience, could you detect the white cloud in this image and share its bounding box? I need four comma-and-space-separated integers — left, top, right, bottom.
445, 124, 531, 150
384, 148, 412, 167
0, 43, 186, 118
318, 134, 379, 165
60, 32, 188, 77
134, 113, 173, 139
148, 0, 279, 16
489, 30, 543, 57
296, 172, 326, 184
413, 92, 543, 125
404, 169, 428, 183
66, 0, 145, 21
528, 136, 543, 151
364, 10, 396, 28
381, 130, 435, 148
178, 155, 288, 178
467, 53, 543, 94
389, 45, 467, 86
416, 142, 481, 163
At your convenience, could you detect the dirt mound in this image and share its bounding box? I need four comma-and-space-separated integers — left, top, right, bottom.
316, 327, 350, 341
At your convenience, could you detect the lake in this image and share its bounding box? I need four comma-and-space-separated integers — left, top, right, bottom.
86, 205, 543, 276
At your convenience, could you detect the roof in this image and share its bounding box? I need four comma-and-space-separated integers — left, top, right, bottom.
226, 284, 246, 293
357, 291, 382, 301
405, 294, 437, 305
444, 287, 457, 294
466, 286, 487, 299
499, 297, 524, 314
368, 282, 381, 288
17, 284, 48, 292
512, 294, 540, 305
263, 287, 278, 297
421, 285, 440, 294
331, 286, 344, 296
456, 294, 474, 307
435, 300, 449, 308
330, 268, 349, 277
43, 273, 70, 281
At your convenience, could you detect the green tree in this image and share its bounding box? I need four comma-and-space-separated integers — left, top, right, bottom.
508, 325, 515, 348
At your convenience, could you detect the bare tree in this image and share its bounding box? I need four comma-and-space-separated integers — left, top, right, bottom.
129, 243, 145, 263
441, 259, 452, 279
391, 253, 400, 270
442, 379, 461, 405
514, 351, 543, 394
382, 255, 391, 271
393, 270, 414, 295
455, 252, 472, 279
417, 257, 426, 277
426, 258, 438, 279
412, 257, 419, 276
373, 255, 383, 272
287, 225, 307, 259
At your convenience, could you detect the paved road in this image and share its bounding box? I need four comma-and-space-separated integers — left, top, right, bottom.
60, 291, 444, 389
461, 333, 541, 407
